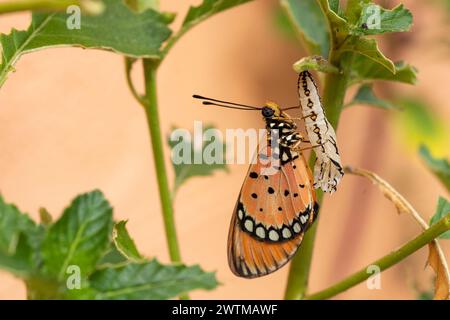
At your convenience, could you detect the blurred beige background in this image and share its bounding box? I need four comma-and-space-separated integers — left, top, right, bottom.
0, 0, 449, 299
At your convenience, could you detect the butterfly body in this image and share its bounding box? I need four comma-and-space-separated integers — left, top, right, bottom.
227, 102, 318, 278
193, 95, 320, 278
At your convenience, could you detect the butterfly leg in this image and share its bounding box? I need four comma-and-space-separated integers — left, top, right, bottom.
290, 143, 326, 153
275, 114, 316, 121
284, 136, 311, 148
282, 117, 305, 121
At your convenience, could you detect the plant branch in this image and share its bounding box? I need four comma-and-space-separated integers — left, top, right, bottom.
142, 59, 182, 263
124, 58, 146, 108
141, 58, 189, 300
283, 0, 355, 296
306, 212, 450, 300
284, 186, 322, 299
0, 0, 101, 15
283, 43, 350, 299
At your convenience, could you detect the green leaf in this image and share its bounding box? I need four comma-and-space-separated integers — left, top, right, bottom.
41, 190, 113, 280
0, 234, 33, 276
97, 245, 128, 267
328, 0, 346, 18
182, 0, 253, 28
69, 259, 218, 299
420, 146, 450, 192
0, 196, 32, 255
168, 125, 228, 194
346, 0, 367, 23
347, 84, 396, 110
0, 195, 43, 276
340, 2, 413, 75
317, 0, 349, 46
113, 221, 143, 262
348, 58, 417, 85
293, 55, 339, 74
328, 0, 340, 14
280, 0, 330, 56
341, 37, 395, 73
0, 0, 172, 88
353, 4, 413, 36
274, 6, 298, 42
429, 197, 450, 239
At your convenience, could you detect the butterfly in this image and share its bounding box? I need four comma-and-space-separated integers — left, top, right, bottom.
194, 95, 319, 278
298, 71, 344, 193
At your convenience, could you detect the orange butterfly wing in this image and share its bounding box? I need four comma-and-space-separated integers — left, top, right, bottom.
228, 145, 318, 278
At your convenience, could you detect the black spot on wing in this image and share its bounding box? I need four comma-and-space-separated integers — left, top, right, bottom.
249, 172, 258, 179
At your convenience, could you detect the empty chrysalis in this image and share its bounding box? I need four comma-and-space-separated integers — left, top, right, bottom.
297, 71, 344, 193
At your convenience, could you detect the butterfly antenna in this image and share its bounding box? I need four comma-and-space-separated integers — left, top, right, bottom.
201, 101, 260, 111
193, 94, 261, 110
282, 105, 300, 111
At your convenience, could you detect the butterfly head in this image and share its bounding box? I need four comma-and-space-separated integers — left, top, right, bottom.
262, 102, 282, 119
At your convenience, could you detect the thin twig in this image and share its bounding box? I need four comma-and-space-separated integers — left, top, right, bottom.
124, 58, 147, 108
344, 166, 450, 299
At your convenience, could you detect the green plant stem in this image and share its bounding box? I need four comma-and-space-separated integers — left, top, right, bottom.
0, 0, 80, 14
125, 58, 146, 108
142, 59, 182, 263
284, 1, 351, 298
284, 50, 350, 300
284, 188, 322, 300
142, 59, 188, 300
306, 213, 450, 300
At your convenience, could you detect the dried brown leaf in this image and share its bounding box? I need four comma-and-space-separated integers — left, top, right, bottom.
427, 242, 450, 300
